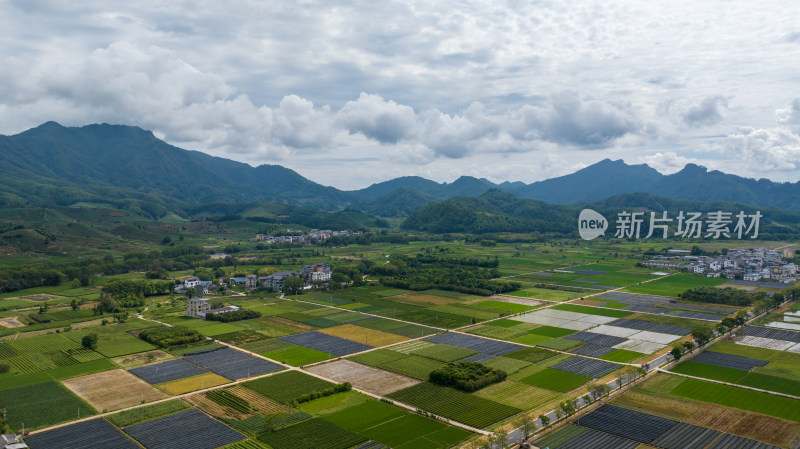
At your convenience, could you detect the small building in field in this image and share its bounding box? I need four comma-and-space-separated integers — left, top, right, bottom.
245, 274, 258, 290
185, 297, 210, 318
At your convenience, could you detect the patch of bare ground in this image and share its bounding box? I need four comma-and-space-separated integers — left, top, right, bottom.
690, 407, 800, 447
0, 317, 24, 328
305, 359, 420, 396
62, 369, 168, 412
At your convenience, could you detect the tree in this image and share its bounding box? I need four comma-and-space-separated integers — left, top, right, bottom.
670, 346, 683, 361
682, 341, 695, 354
539, 414, 550, 428
588, 382, 610, 400
692, 328, 712, 347
82, 333, 98, 350
513, 414, 536, 441
282, 276, 305, 295
489, 429, 509, 449
70, 298, 79, 310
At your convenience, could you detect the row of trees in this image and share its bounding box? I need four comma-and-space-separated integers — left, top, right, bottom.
205, 309, 261, 322
679, 286, 765, 306
138, 327, 204, 348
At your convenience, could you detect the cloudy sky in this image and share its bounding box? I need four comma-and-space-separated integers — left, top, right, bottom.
2, 1, 800, 189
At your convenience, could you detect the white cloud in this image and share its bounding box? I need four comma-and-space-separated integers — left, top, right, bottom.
335, 93, 417, 143
714, 127, 800, 172
776, 98, 800, 132
638, 152, 705, 174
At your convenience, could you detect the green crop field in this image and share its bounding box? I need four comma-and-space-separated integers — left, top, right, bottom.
0, 381, 96, 431
380, 354, 446, 380
264, 345, 333, 366
551, 304, 633, 318
482, 356, 531, 375
510, 333, 552, 346
520, 368, 592, 392
707, 341, 800, 380
506, 287, 584, 301
670, 361, 748, 383
387, 382, 522, 428
244, 371, 334, 404
473, 380, 559, 409
505, 347, 559, 364
410, 344, 477, 362
323, 399, 406, 432
600, 349, 644, 363
466, 324, 528, 340
258, 417, 367, 449
537, 338, 583, 350
473, 300, 537, 313
527, 325, 576, 338
107, 399, 191, 427
737, 372, 800, 397
348, 348, 408, 366
671, 377, 800, 422
622, 273, 728, 296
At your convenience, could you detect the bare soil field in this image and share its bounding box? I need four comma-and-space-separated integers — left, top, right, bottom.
305, 359, 420, 395
0, 317, 24, 328
112, 350, 176, 369
62, 369, 168, 412
186, 392, 249, 420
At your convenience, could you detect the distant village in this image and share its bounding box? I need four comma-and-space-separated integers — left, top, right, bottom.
644, 247, 797, 283
250, 228, 362, 244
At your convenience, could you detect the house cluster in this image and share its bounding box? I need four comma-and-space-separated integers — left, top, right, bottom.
174, 276, 219, 295
644, 248, 797, 283
258, 263, 332, 292
252, 229, 361, 244
184, 297, 241, 318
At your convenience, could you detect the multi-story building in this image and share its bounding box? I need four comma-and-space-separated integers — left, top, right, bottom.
185, 297, 210, 318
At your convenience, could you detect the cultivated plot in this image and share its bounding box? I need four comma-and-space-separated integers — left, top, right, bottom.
183, 348, 282, 380
129, 358, 207, 384
124, 409, 245, 449
62, 369, 168, 411
279, 331, 373, 356
25, 418, 140, 449
549, 356, 620, 378
305, 359, 420, 395
424, 332, 524, 356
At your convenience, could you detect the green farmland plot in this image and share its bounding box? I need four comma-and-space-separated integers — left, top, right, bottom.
671, 361, 748, 383
670, 377, 800, 422
257, 418, 367, 449
622, 273, 728, 296
472, 300, 538, 313
244, 370, 334, 404
506, 286, 584, 301
264, 345, 333, 366
387, 382, 522, 428
0, 381, 96, 431
466, 324, 528, 341
600, 349, 644, 363
521, 368, 592, 392
551, 304, 633, 318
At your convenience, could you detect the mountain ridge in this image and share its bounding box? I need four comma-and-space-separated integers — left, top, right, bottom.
3, 122, 800, 217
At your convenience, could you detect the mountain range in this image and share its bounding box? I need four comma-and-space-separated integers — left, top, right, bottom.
2, 122, 800, 218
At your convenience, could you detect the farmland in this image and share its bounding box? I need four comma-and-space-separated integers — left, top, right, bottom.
0, 233, 797, 449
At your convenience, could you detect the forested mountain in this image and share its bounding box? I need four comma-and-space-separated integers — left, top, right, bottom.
3, 123, 800, 219
0, 122, 355, 210
401, 190, 800, 238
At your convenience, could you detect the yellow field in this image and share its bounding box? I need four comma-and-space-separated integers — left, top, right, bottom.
156, 373, 229, 395
318, 324, 408, 347
62, 369, 169, 412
